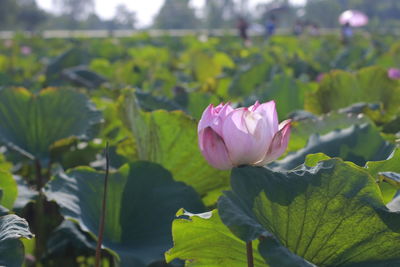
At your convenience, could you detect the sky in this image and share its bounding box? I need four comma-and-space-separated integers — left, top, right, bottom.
37, 0, 306, 27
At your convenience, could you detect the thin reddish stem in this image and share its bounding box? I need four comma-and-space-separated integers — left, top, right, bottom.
246, 241, 254, 267
95, 142, 110, 267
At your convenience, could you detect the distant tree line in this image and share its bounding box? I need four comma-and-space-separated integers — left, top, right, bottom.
0, 0, 399, 31
0, 0, 137, 31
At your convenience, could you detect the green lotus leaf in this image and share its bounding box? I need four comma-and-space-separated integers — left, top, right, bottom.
0, 87, 102, 163
135, 90, 181, 112
166, 209, 266, 267
45, 47, 88, 85
219, 158, 400, 266
366, 149, 400, 177
260, 74, 317, 119
0, 154, 17, 210
61, 66, 107, 89
305, 66, 400, 116
0, 170, 17, 210
274, 123, 394, 171
258, 236, 316, 267
288, 112, 372, 152
365, 149, 400, 204
118, 89, 230, 205
228, 59, 272, 99
0, 214, 33, 267
13, 176, 38, 211
44, 220, 96, 260
306, 152, 400, 205
45, 161, 205, 266
0, 153, 12, 172
186, 91, 220, 120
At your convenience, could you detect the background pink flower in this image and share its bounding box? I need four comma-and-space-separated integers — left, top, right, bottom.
388, 68, 400, 80
20, 46, 32, 55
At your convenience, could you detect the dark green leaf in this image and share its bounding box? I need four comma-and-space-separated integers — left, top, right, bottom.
228, 59, 272, 99
219, 158, 400, 266
45, 47, 88, 85
258, 236, 316, 267
0, 87, 102, 163
288, 112, 372, 152
274, 123, 394, 170
61, 66, 107, 89
45, 161, 205, 266
44, 220, 96, 259
13, 176, 38, 211
261, 75, 316, 119
135, 90, 181, 112
0, 214, 33, 267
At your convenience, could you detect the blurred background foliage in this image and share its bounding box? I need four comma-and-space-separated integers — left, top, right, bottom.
0, 0, 400, 32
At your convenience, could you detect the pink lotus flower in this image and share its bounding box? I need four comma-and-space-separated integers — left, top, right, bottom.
316, 73, 325, 83
388, 68, 400, 80
20, 46, 32, 55
198, 101, 291, 170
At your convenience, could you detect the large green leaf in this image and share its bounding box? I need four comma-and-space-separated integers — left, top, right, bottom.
0, 170, 17, 210
260, 75, 316, 119
186, 91, 220, 120
135, 90, 181, 112
166, 209, 266, 267
305, 152, 400, 205
288, 112, 372, 152
118, 90, 230, 204
61, 66, 107, 89
44, 220, 96, 260
305, 66, 400, 115
219, 158, 400, 266
13, 176, 38, 211
376, 42, 400, 68
228, 58, 272, 99
0, 154, 17, 210
274, 123, 394, 170
0, 153, 12, 171
0, 87, 102, 163
189, 52, 223, 83
45, 161, 205, 266
365, 149, 400, 204
45, 47, 88, 85
258, 236, 316, 267
366, 149, 400, 177
0, 214, 33, 267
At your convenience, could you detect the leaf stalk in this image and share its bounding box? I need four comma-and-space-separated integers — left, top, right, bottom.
246, 241, 254, 267
95, 142, 110, 267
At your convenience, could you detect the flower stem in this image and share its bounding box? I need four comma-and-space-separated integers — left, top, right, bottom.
34, 159, 44, 262
246, 241, 254, 267
95, 142, 110, 267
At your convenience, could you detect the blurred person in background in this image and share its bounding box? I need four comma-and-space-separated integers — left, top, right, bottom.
265, 15, 277, 39
309, 22, 320, 36
293, 20, 304, 36
341, 22, 353, 44
237, 16, 251, 46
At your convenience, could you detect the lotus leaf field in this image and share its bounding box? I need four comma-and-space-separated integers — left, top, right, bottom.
0, 32, 399, 266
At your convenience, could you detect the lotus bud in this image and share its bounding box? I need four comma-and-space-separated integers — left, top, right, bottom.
198, 101, 291, 170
